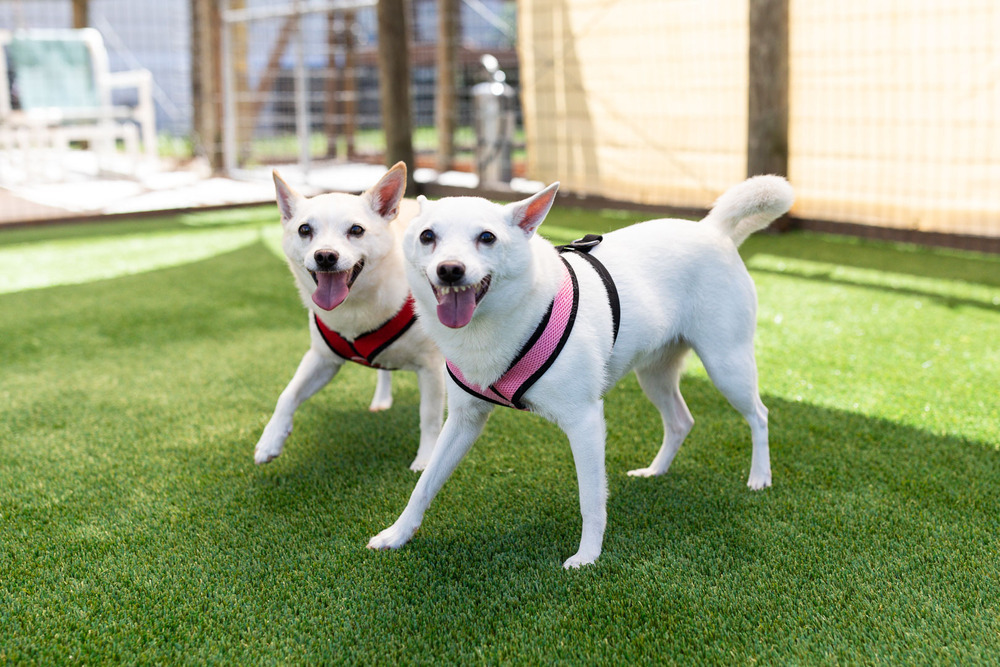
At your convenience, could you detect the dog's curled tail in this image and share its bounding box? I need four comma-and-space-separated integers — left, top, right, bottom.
703, 175, 795, 247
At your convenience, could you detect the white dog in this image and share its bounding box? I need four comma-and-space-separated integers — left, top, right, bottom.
255, 162, 445, 471
367, 175, 794, 567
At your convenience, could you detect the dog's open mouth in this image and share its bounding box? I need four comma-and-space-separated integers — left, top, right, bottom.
309, 259, 365, 311
432, 275, 491, 328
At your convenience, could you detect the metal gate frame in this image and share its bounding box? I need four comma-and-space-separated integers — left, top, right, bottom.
219, 0, 375, 179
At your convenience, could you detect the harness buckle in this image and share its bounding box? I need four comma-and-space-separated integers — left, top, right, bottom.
557, 234, 603, 254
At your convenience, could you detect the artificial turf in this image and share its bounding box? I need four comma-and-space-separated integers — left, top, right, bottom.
1, 203, 998, 664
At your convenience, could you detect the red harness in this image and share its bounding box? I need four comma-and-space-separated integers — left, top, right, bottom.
314, 295, 417, 370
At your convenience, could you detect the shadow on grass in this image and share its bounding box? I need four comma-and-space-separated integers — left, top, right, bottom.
236, 374, 1000, 660
253, 373, 999, 568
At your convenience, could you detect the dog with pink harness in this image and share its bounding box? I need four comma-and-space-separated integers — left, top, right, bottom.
447, 235, 619, 410
369, 176, 794, 567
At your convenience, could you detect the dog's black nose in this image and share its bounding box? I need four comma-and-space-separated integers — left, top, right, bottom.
436, 261, 466, 284
314, 250, 339, 271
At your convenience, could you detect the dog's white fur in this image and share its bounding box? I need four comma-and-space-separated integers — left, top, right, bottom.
254, 163, 445, 470
367, 175, 794, 567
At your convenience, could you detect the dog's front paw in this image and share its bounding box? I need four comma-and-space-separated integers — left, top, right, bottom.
747, 470, 772, 490
367, 523, 418, 551
408, 456, 429, 472
254, 422, 290, 465
626, 466, 665, 478
254, 443, 283, 465
368, 397, 393, 412
369, 370, 393, 411
562, 550, 600, 569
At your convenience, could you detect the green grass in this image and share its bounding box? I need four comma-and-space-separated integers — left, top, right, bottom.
245, 126, 526, 166
2, 205, 999, 664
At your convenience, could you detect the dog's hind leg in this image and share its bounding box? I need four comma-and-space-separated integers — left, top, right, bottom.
627, 346, 694, 478
409, 363, 446, 471
255, 348, 340, 464
557, 402, 609, 568
696, 342, 771, 490
369, 369, 393, 412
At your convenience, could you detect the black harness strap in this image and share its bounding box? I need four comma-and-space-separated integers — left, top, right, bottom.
556, 234, 620, 345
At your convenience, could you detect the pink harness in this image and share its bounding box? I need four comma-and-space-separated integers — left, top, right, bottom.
447, 236, 620, 411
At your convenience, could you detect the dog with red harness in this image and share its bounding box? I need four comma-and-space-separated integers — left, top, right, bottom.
254, 163, 445, 471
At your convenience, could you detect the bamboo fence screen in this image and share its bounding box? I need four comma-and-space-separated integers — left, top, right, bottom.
518, 0, 1000, 238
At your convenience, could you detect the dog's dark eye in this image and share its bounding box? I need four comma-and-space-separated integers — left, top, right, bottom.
298, 223, 313, 238
419, 229, 435, 245
478, 231, 497, 245
348, 224, 365, 237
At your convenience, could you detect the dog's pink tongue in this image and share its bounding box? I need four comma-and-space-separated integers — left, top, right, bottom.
312, 271, 350, 310
436, 288, 477, 328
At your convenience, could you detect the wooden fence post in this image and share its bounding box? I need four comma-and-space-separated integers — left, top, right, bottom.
325, 11, 341, 158
377, 0, 416, 190
191, 0, 224, 171
323, 12, 359, 159
436, 0, 459, 172
747, 0, 789, 179
343, 10, 358, 159
72, 0, 89, 28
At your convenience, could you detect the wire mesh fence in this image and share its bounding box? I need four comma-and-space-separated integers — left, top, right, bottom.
789, 0, 1000, 241
0, 0, 998, 248
213, 0, 517, 173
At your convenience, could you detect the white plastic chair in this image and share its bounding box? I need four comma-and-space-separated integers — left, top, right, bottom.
0, 28, 157, 181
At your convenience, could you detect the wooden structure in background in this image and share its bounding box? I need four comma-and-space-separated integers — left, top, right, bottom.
747, 0, 788, 180
71, 0, 89, 29
377, 0, 415, 189
747, 0, 789, 229
435, 0, 459, 171
519, 0, 749, 210
190, 0, 223, 170
323, 10, 359, 159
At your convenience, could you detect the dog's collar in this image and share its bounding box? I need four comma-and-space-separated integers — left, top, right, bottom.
314, 295, 417, 369
447, 235, 619, 411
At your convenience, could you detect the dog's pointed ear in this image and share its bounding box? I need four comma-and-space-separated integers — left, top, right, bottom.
506, 182, 559, 237
417, 194, 429, 216
365, 162, 407, 222
273, 170, 302, 222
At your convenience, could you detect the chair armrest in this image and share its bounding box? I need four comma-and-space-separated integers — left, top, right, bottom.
106, 69, 153, 96
106, 69, 153, 117
105, 68, 156, 158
